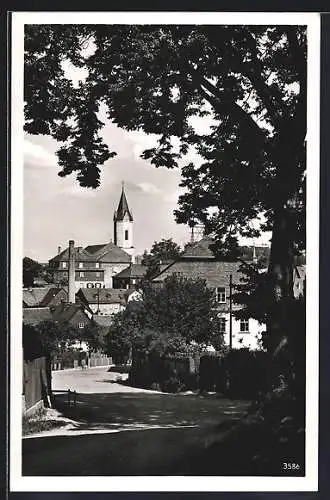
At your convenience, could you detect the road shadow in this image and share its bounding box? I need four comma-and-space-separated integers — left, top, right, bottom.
52, 391, 249, 433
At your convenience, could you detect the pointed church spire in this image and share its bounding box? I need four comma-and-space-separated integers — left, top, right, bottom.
114, 182, 133, 222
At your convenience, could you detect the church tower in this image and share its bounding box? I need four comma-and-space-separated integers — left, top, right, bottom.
113, 183, 135, 263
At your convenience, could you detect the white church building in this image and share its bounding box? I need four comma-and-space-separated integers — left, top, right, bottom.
48, 184, 135, 291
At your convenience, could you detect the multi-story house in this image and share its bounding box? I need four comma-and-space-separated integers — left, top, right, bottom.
152, 236, 266, 350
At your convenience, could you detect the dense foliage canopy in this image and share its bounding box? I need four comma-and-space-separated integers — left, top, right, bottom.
141, 238, 182, 278
23, 319, 105, 360
25, 24, 307, 358
107, 275, 222, 360
23, 257, 43, 287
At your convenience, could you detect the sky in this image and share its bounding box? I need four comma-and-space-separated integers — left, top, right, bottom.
24, 122, 271, 263
24, 126, 195, 262
23, 44, 271, 264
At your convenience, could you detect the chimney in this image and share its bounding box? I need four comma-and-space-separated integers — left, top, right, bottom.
68, 240, 75, 303
58, 246, 61, 255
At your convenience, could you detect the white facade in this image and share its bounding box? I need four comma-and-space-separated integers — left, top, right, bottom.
89, 302, 125, 316
218, 313, 265, 350
115, 214, 135, 263
74, 263, 130, 291
127, 289, 143, 302
102, 262, 131, 288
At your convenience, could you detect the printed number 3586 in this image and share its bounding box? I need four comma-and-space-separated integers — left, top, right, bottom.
283, 463, 300, 471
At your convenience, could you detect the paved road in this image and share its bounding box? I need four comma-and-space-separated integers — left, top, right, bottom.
51, 365, 157, 394
22, 367, 249, 476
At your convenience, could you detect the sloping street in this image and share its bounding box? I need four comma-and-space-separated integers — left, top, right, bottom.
22, 366, 249, 475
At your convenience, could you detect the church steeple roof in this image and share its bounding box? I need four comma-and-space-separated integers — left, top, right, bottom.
114, 183, 133, 222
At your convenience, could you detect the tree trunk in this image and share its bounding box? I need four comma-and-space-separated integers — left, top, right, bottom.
267, 204, 295, 357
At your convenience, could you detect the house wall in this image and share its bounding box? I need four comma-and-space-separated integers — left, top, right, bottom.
156, 259, 266, 351
68, 309, 92, 329
89, 302, 125, 316
58, 263, 129, 290
101, 263, 130, 288
75, 281, 104, 291
217, 314, 265, 350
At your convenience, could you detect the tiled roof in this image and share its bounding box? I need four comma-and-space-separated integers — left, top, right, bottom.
23, 307, 53, 325
23, 287, 53, 307
51, 302, 90, 323
113, 264, 147, 279
38, 287, 67, 307
181, 236, 215, 259
84, 244, 107, 255
96, 242, 132, 263
49, 242, 131, 264
114, 187, 133, 222
78, 288, 127, 305
152, 259, 243, 288
49, 246, 95, 263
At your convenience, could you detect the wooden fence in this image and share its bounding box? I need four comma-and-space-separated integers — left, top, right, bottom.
23, 356, 51, 413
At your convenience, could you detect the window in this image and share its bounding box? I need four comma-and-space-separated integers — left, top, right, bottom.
95, 283, 102, 288
96, 272, 100, 278
215, 287, 226, 303
62, 262, 67, 269
240, 319, 249, 333
62, 271, 68, 277
95, 262, 100, 268
87, 283, 94, 288
78, 322, 85, 329
79, 272, 84, 278
78, 262, 83, 269
218, 317, 226, 333
125, 229, 129, 240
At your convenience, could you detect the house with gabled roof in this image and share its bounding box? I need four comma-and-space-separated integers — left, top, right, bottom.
112, 263, 171, 289
51, 302, 93, 329
112, 263, 147, 289
152, 236, 266, 351
23, 286, 68, 308
76, 287, 127, 316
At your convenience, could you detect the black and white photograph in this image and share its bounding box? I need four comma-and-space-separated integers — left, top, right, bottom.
10, 11, 320, 492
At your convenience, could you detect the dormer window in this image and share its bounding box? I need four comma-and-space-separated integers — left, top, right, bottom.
125, 230, 129, 241
62, 262, 67, 269
95, 262, 100, 268
79, 262, 83, 269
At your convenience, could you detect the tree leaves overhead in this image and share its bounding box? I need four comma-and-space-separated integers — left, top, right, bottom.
25, 24, 306, 241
